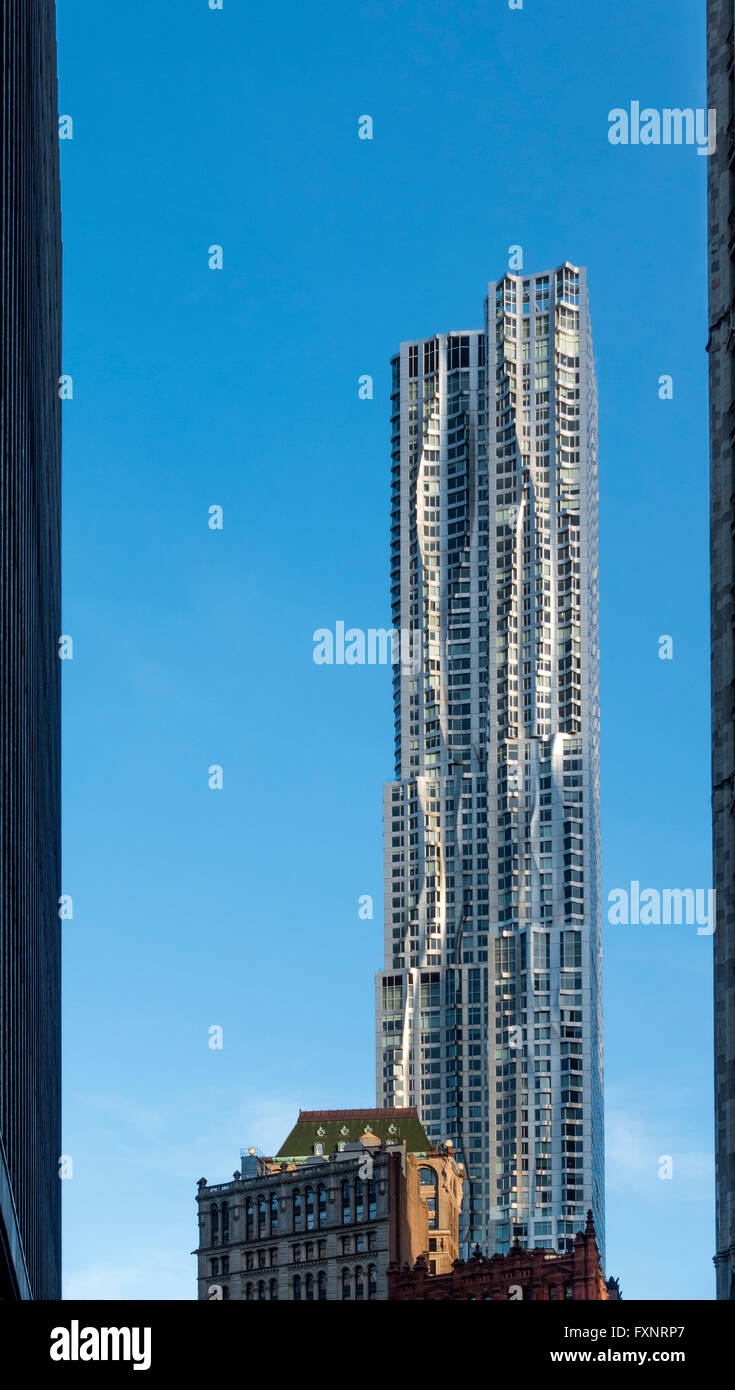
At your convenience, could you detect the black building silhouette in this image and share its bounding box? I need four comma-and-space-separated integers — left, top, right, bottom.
0, 0, 62, 1299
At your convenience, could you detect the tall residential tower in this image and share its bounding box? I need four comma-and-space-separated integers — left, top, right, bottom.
0, 0, 62, 1298
375, 265, 603, 1260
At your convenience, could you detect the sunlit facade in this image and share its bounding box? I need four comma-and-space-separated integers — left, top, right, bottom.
375, 265, 603, 1261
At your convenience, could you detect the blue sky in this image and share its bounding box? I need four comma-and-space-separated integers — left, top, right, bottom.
58, 0, 712, 1299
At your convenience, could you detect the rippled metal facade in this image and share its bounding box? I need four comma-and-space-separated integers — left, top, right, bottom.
375, 268, 602, 1261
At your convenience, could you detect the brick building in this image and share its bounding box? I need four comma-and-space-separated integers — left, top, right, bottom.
195, 1108, 464, 1300
389, 1209, 618, 1300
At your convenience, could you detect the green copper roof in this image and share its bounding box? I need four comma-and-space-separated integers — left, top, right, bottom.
275, 1108, 431, 1161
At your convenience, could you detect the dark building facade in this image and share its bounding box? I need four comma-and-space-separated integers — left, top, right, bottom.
0, 1, 62, 1299
707, 0, 735, 1301
389, 1210, 617, 1301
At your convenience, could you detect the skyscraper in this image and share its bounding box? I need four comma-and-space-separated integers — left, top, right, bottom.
0, 1, 62, 1299
707, 1, 735, 1302
375, 265, 603, 1261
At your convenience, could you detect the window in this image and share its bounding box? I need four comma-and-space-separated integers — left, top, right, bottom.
270, 1192, 279, 1232
305, 1273, 314, 1301
305, 1186, 315, 1231
293, 1189, 302, 1230
318, 1271, 327, 1301
210, 1259, 219, 1276
354, 1265, 365, 1300
368, 1178, 376, 1220
342, 1179, 351, 1224
341, 1267, 351, 1300
245, 1197, 253, 1240
293, 1275, 302, 1301
220, 1202, 229, 1243
257, 1280, 266, 1301
355, 1179, 364, 1222
368, 1265, 377, 1300
317, 1184, 327, 1228
257, 1194, 266, 1238
245, 1282, 253, 1301
420, 1167, 439, 1229
210, 1204, 219, 1246
270, 1278, 278, 1301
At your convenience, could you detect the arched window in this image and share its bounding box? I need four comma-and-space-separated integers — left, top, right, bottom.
210, 1204, 219, 1245
293, 1189, 302, 1231
318, 1270, 327, 1301
419, 1167, 438, 1229
305, 1186, 315, 1231
367, 1264, 377, 1300
341, 1179, 351, 1224
354, 1264, 365, 1300
257, 1194, 266, 1238
305, 1272, 314, 1301
270, 1192, 279, 1233
257, 1280, 266, 1301
222, 1285, 230, 1301
245, 1282, 253, 1301
245, 1197, 254, 1240
368, 1178, 376, 1220
220, 1201, 230, 1243
355, 1179, 364, 1222
293, 1274, 302, 1301
270, 1278, 278, 1301
341, 1267, 351, 1300
317, 1184, 327, 1228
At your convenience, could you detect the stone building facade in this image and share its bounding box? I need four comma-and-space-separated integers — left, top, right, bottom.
389, 1209, 615, 1300
194, 1108, 464, 1300
707, 0, 735, 1302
